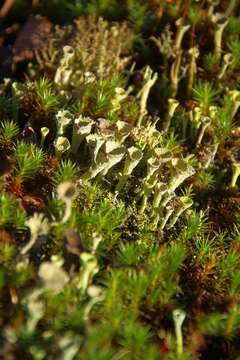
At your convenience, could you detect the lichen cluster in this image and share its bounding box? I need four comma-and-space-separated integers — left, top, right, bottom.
1, 1, 240, 359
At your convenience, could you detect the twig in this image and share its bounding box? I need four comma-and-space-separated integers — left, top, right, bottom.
0, 0, 15, 19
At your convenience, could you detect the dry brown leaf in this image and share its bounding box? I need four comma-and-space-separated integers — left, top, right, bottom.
12, 14, 52, 65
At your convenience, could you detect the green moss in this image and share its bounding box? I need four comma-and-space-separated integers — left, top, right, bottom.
1, 2, 240, 359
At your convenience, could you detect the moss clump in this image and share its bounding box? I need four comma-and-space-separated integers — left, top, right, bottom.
1, 2, 240, 359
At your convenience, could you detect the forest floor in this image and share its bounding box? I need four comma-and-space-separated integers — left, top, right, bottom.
1, 1, 240, 359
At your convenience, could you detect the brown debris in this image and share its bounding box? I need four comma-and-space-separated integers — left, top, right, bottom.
12, 14, 52, 66
0, 155, 12, 177
21, 194, 45, 214
20, 121, 38, 145
0, 228, 15, 243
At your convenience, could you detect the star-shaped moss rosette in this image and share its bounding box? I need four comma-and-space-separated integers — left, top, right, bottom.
1, 3, 240, 359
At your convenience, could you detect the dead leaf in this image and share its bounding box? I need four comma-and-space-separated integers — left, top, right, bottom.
0, 228, 15, 243
12, 14, 52, 65
21, 194, 45, 214
64, 228, 82, 256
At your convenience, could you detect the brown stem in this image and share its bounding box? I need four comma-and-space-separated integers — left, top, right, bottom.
189, 24, 196, 49
0, 0, 15, 18
182, 0, 190, 17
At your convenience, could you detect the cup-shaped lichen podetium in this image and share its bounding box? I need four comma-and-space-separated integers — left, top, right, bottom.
139, 157, 160, 213
100, 140, 125, 177
54, 136, 71, 158
169, 159, 195, 193
57, 181, 76, 222
170, 50, 182, 97
211, 13, 229, 60
227, 90, 240, 120
188, 46, 199, 92
40, 127, 49, 146
174, 17, 191, 50
86, 136, 125, 180
77, 252, 99, 294
54, 46, 75, 87
137, 66, 158, 126
230, 161, 240, 188
71, 115, 94, 155
163, 98, 179, 132
115, 120, 132, 144
173, 309, 186, 357
196, 116, 211, 148
168, 196, 193, 229
218, 53, 234, 80
116, 146, 142, 192
152, 182, 168, 210
56, 109, 73, 136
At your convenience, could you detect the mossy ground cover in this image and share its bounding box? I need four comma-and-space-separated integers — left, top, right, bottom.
1, 1, 240, 359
